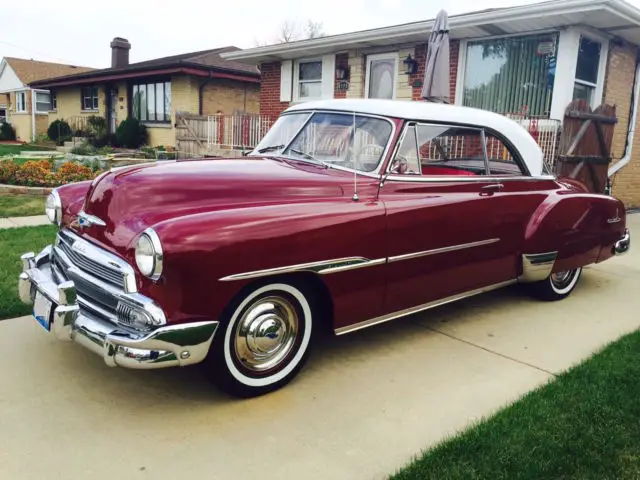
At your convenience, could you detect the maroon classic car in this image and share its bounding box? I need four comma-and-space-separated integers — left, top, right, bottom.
19, 99, 630, 397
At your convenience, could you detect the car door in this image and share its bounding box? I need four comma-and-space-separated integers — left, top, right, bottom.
379, 123, 516, 315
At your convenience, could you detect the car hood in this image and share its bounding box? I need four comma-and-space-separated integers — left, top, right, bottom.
70, 157, 347, 254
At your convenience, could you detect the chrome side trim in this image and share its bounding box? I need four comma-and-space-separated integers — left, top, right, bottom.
335, 279, 517, 335
384, 174, 557, 183
388, 238, 500, 263
518, 251, 558, 283
219, 257, 386, 282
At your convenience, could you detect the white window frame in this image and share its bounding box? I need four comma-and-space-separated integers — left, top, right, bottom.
293, 58, 323, 102
365, 52, 398, 100
35, 91, 52, 114
455, 28, 609, 122
15, 91, 27, 113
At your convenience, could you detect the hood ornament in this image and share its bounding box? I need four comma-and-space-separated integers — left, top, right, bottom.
77, 210, 106, 228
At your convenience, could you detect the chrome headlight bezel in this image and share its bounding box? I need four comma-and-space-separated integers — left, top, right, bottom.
134, 228, 163, 280
45, 190, 62, 226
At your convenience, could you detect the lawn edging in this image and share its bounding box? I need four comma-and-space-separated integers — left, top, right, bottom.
0, 184, 53, 197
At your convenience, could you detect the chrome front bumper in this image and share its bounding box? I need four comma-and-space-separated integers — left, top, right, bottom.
614, 228, 631, 255
18, 247, 219, 369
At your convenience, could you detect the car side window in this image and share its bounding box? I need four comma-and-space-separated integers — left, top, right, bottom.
390, 124, 421, 174
484, 131, 525, 176
415, 125, 488, 176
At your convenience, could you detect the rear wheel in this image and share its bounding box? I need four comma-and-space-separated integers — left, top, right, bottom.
205, 282, 313, 398
530, 267, 582, 301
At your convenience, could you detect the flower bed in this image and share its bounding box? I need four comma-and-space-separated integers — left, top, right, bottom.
0, 158, 105, 187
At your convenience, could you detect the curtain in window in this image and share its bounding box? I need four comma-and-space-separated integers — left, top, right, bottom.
463, 34, 558, 117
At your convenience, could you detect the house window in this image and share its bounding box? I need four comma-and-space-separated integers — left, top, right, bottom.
132, 81, 171, 122
15, 92, 27, 112
572, 36, 601, 105
81, 86, 99, 111
35, 92, 51, 113
295, 60, 322, 101
366, 53, 397, 99
463, 33, 559, 117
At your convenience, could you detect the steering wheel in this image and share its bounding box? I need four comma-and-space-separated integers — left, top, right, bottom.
351, 144, 384, 170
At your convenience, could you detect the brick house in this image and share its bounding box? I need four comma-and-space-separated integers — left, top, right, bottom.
0, 57, 93, 141
28, 38, 260, 148
224, 0, 640, 208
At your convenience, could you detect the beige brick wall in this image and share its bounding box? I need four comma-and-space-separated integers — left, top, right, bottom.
48, 85, 106, 124
605, 44, 640, 208
146, 125, 175, 147
9, 114, 32, 141
346, 51, 365, 99
201, 79, 259, 115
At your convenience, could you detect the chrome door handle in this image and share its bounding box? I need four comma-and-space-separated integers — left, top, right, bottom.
481, 183, 504, 191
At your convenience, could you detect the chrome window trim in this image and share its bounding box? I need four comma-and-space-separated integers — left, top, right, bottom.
335, 279, 517, 335
60, 229, 137, 293
385, 121, 543, 181
271, 110, 397, 177
388, 238, 500, 263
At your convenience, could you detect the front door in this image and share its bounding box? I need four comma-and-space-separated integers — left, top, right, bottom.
379, 123, 516, 314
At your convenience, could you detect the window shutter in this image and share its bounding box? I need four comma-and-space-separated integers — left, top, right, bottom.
321, 54, 335, 99
280, 60, 293, 102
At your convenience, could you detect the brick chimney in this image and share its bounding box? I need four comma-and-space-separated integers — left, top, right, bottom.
110, 37, 131, 68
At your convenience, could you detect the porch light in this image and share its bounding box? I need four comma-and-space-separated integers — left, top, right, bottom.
403, 54, 418, 75
335, 65, 350, 80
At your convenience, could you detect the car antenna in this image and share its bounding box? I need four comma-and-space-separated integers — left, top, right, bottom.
352, 110, 359, 202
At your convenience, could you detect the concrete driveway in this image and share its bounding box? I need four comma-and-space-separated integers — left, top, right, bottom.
1, 215, 638, 480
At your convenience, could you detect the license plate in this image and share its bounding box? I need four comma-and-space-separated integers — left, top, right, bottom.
33, 291, 53, 331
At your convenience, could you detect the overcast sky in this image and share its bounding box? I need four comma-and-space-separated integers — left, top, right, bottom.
2, 0, 640, 68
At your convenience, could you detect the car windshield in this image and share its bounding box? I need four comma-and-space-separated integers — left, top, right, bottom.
251, 112, 393, 173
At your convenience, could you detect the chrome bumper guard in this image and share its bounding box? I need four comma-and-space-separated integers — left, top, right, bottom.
614, 228, 631, 256
19, 247, 218, 369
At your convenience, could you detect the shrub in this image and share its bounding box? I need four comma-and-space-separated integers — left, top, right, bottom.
0, 123, 17, 141
0, 160, 19, 183
47, 120, 72, 145
70, 142, 97, 156
116, 117, 148, 148
54, 162, 94, 184
13, 160, 54, 187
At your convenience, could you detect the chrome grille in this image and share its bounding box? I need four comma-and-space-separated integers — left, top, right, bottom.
57, 230, 125, 289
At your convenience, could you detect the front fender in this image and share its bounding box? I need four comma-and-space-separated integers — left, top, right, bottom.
146, 199, 387, 326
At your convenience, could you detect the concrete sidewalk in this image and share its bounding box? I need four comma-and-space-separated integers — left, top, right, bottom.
0, 215, 637, 480
0, 215, 49, 229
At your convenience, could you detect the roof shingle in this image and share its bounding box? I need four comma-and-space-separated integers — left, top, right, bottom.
4, 57, 94, 85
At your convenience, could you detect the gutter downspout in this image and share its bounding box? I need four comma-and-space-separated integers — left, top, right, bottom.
609, 49, 640, 178
30, 88, 36, 142
198, 71, 215, 115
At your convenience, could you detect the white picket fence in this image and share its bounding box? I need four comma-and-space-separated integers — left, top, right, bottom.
207, 114, 273, 150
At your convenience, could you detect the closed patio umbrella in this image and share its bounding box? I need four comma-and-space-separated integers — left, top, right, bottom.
421, 9, 450, 103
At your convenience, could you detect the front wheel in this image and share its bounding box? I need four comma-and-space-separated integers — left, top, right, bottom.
204, 282, 314, 398
530, 267, 583, 301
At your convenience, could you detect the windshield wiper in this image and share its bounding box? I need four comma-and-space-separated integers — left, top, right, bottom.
257, 144, 285, 154
288, 149, 329, 169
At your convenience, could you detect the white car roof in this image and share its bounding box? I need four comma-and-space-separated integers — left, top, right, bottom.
285, 99, 545, 176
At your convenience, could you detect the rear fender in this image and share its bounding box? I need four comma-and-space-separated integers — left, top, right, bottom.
523, 192, 624, 274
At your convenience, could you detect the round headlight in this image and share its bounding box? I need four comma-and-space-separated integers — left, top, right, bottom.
135, 228, 163, 280
45, 190, 62, 225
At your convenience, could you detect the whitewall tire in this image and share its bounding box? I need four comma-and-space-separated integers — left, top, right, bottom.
205, 282, 314, 397
530, 267, 583, 301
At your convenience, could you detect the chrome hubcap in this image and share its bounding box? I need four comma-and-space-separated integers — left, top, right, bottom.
551, 270, 573, 288
234, 296, 299, 372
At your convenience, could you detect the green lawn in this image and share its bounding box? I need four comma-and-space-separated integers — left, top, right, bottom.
0, 225, 56, 320
0, 144, 55, 156
391, 331, 640, 480
0, 196, 45, 218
